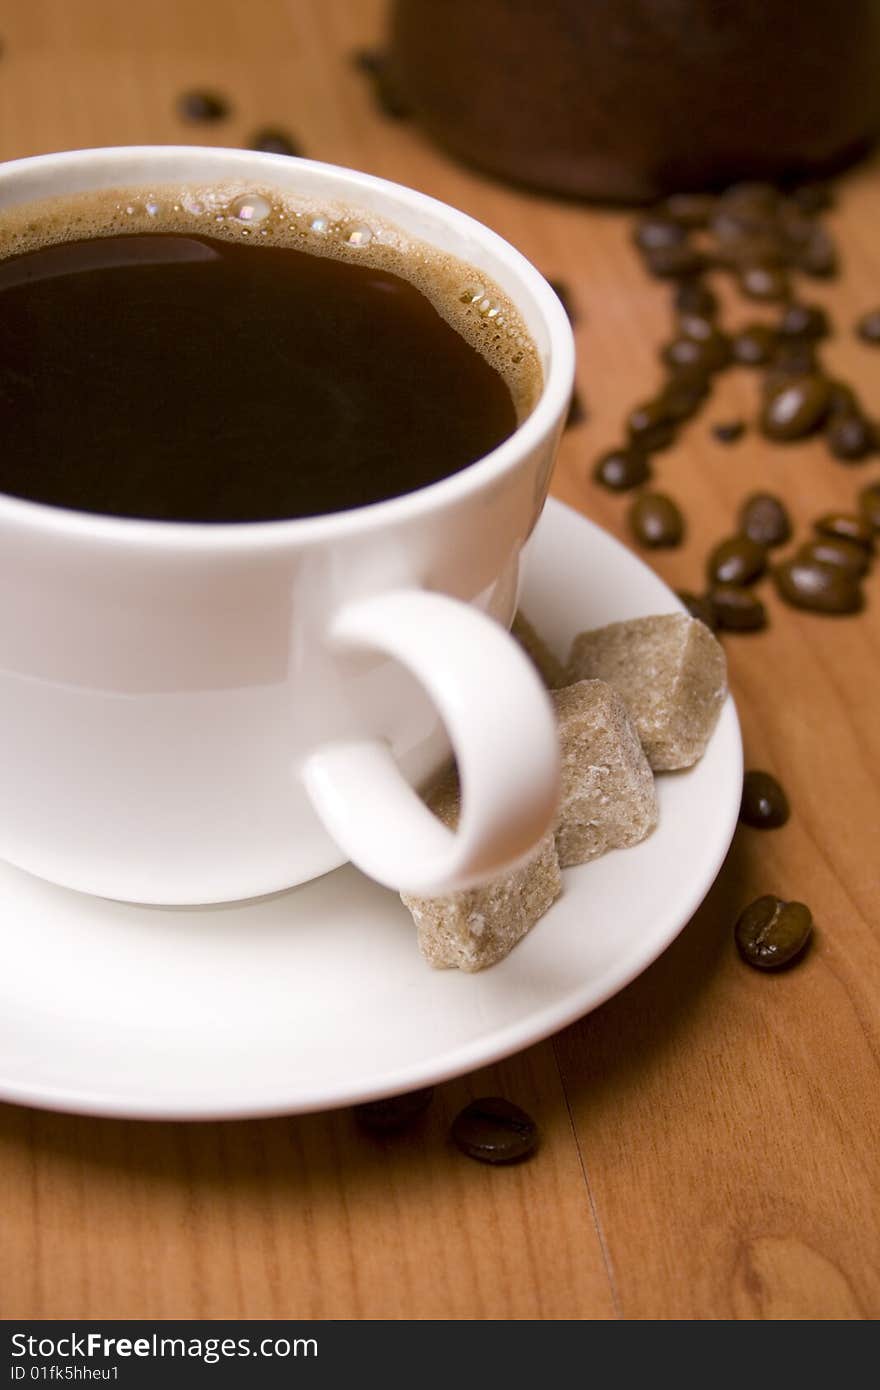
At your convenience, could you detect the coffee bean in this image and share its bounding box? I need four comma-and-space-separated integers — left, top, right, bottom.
778, 205, 816, 247
708, 536, 767, 586
779, 302, 829, 340
739, 493, 792, 548
740, 770, 790, 829
719, 233, 788, 270
827, 380, 860, 418
720, 182, 779, 217
858, 482, 880, 531
711, 584, 767, 631
661, 333, 728, 374
634, 217, 687, 252
794, 225, 837, 278
735, 894, 812, 970
771, 339, 820, 381
628, 492, 684, 548
353, 49, 411, 118
248, 127, 302, 157
739, 265, 790, 302
732, 323, 777, 366
797, 537, 870, 579
677, 590, 718, 630
856, 308, 880, 344
760, 373, 831, 440
712, 420, 745, 444
815, 512, 874, 551
790, 182, 833, 214
548, 278, 577, 324
592, 446, 650, 491
644, 243, 706, 279
659, 372, 710, 421
663, 193, 716, 228
451, 1097, 538, 1164
627, 399, 677, 452
177, 90, 230, 122
355, 1087, 434, 1132
827, 412, 876, 461
565, 389, 586, 429
674, 278, 718, 317
774, 556, 863, 614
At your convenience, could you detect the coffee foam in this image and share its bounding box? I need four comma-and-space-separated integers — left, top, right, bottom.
0, 183, 543, 419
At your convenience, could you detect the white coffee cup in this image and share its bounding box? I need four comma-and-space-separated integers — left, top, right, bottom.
0, 146, 574, 905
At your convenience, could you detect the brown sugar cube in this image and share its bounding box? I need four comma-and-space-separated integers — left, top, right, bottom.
551, 680, 658, 867
512, 610, 568, 688
400, 776, 562, 972
567, 614, 727, 771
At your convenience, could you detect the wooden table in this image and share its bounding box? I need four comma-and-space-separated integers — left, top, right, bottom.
1, 0, 878, 1322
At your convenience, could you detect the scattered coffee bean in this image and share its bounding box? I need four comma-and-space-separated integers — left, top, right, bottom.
627, 399, 677, 452
791, 182, 833, 214
739, 493, 792, 548
711, 583, 767, 631
734, 894, 812, 970
774, 556, 863, 614
628, 492, 684, 548
721, 181, 779, 217
815, 512, 874, 551
644, 243, 706, 279
779, 302, 829, 339
739, 264, 789, 302
661, 333, 727, 374
248, 127, 302, 157
740, 771, 790, 829
352, 48, 411, 118
794, 225, 837, 278
676, 590, 718, 630
827, 412, 876, 461
731, 323, 776, 366
451, 1097, 538, 1164
548, 278, 577, 324
177, 90, 230, 122
772, 337, 820, 377
761, 373, 831, 441
797, 537, 870, 579
663, 193, 716, 228
674, 278, 718, 317
634, 217, 687, 252
856, 308, 880, 344
592, 446, 650, 492
859, 482, 880, 532
659, 371, 710, 421
355, 1087, 434, 1132
712, 420, 745, 444
708, 536, 767, 586
565, 389, 586, 429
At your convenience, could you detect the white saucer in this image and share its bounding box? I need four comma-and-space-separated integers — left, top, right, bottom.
0, 499, 742, 1120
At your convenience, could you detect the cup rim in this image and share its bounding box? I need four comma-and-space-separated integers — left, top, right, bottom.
0, 146, 575, 552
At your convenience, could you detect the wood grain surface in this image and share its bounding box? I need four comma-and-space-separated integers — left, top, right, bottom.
0, 0, 878, 1322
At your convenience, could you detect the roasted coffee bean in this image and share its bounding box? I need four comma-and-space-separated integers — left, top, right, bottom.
711, 583, 767, 631
778, 205, 816, 246
739, 493, 792, 548
856, 308, 880, 344
248, 127, 302, 157
661, 334, 727, 374
663, 193, 716, 228
734, 895, 812, 970
771, 338, 819, 378
565, 389, 586, 429
740, 770, 790, 829
779, 302, 830, 339
627, 399, 677, 452
592, 446, 650, 492
355, 1087, 434, 1132
676, 590, 718, 630
674, 278, 718, 317
731, 323, 777, 366
827, 381, 859, 417
548, 278, 577, 324
634, 217, 687, 252
451, 1097, 538, 1164
774, 556, 863, 614
797, 537, 870, 579
790, 182, 833, 214
628, 491, 684, 548
353, 48, 411, 118
720, 182, 779, 217
794, 225, 837, 278
739, 265, 790, 302
712, 420, 745, 444
827, 412, 876, 461
717, 233, 788, 270
815, 512, 874, 551
761, 373, 831, 440
858, 482, 880, 531
708, 536, 767, 586
644, 243, 706, 279
659, 371, 710, 421
177, 89, 230, 121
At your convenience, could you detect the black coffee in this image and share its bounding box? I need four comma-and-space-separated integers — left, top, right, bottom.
0, 187, 537, 523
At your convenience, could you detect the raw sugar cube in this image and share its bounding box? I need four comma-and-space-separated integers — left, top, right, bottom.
511, 610, 567, 688
567, 614, 727, 771
551, 680, 657, 866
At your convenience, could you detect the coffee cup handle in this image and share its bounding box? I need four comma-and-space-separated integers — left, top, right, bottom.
300, 589, 560, 895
